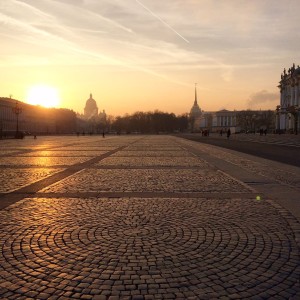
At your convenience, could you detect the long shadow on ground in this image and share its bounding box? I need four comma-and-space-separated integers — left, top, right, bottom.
176, 134, 300, 167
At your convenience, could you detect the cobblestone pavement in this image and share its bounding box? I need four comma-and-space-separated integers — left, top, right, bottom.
192, 133, 300, 147
179, 140, 300, 190
0, 135, 299, 299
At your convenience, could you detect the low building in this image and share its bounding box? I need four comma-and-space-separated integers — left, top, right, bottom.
188, 86, 239, 133
188, 105, 275, 134
0, 97, 77, 137
211, 110, 238, 133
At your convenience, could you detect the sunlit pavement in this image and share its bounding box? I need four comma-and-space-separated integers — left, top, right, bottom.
0, 135, 299, 299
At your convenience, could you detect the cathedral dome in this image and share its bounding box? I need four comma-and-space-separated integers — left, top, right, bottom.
84, 93, 98, 119
85, 94, 97, 110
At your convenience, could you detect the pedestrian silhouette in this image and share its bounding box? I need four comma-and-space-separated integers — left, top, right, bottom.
227, 129, 231, 139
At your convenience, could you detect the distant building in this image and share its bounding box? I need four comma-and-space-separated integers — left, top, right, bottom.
187, 90, 275, 133
277, 63, 300, 133
0, 97, 77, 137
188, 86, 240, 133
98, 109, 107, 121
77, 93, 107, 133
84, 93, 98, 119
188, 85, 240, 133
189, 84, 202, 131
207, 110, 274, 134
211, 110, 238, 133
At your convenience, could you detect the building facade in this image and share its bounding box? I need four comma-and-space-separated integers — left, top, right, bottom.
84, 93, 99, 119
277, 63, 300, 133
189, 86, 239, 133
77, 93, 107, 133
0, 97, 77, 137
188, 91, 275, 134
211, 110, 238, 133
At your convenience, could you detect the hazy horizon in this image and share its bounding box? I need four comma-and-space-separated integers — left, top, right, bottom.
1, 0, 299, 115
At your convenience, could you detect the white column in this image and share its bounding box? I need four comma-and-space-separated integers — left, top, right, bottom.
280, 114, 285, 130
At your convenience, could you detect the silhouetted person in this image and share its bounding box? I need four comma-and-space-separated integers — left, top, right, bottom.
102, 131, 105, 138
220, 129, 223, 136
227, 128, 231, 139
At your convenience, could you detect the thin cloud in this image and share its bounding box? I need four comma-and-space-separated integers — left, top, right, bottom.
0, 2, 224, 85
2, 0, 297, 103
19, 0, 134, 34
135, 0, 190, 43
0, 9, 190, 86
12, 0, 54, 19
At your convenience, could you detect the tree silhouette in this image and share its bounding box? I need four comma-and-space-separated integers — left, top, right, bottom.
111, 111, 189, 134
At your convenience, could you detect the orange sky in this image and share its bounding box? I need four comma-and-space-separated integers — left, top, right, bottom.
1, 0, 299, 116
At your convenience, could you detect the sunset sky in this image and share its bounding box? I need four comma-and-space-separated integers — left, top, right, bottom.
1, 0, 299, 116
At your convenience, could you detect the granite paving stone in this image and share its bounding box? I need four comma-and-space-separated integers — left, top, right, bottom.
0, 197, 299, 298
111, 151, 191, 157
17, 150, 109, 157
181, 140, 300, 189
0, 135, 299, 299
40, 169, 252, 193
96, 156, 208, 167
0, 156, 90, 167
0, 150, 21, 156
0, 168, 63, 193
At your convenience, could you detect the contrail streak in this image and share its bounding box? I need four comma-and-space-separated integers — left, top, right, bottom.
136, 0, 190, 43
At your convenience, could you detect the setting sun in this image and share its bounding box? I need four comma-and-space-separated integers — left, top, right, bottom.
27, 85, 60, 108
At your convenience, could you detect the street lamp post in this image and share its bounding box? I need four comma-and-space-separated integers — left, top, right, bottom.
12, 101, 23, 139
276, 105, 281, 133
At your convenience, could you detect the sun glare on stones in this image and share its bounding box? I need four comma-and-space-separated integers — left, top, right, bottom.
27, 85, 60, 108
